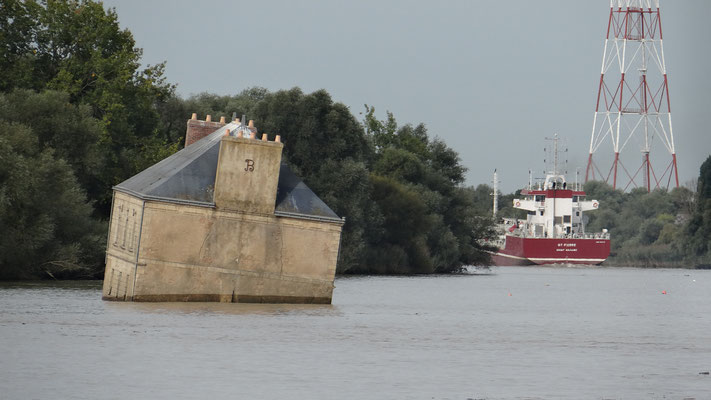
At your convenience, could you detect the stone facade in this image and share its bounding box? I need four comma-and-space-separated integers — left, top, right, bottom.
102, 117, 343, 303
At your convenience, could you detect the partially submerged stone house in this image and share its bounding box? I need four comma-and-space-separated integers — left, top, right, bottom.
102, 114, 344, 303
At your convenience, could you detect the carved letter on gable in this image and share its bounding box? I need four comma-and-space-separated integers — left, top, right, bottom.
245, 159, 255, 172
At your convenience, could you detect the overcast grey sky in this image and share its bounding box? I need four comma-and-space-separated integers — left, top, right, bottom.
102, 0, 710, 193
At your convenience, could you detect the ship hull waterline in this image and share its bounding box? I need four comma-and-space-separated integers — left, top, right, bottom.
490, 235, 611, 266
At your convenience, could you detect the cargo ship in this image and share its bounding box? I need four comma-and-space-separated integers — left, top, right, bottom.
489, 137, 610, 266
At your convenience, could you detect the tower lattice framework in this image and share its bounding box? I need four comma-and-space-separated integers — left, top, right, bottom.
585, 0, 679, 192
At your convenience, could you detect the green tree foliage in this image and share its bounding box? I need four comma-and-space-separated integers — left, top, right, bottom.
252, 94, 494, 273
681, 156, 711, 264
460, 183, 526, 220
373, 147, 425, 183
582, 177, 711, 267
1, 0, 174, 213
1, 1, 495, 278
0, 89, 105, 210
0, 121, 104, 279
360, 107, 494, 273
365, 175, 430, 273
160, 87, 270, 146
306, 158, 377, 271
253, 88, 371, 178
0, 0, 42, 90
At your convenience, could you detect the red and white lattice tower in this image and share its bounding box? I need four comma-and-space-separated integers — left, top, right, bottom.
585, 0, 679, 192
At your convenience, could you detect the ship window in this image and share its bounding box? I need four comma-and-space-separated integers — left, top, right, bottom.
535, 195, 545, 202
528, 211, 535, 216
576, 211, 580, 216
540, 210, 544, 216
554, 216, 562, 224
572, 196, 578, 202
563, 215, 571, 223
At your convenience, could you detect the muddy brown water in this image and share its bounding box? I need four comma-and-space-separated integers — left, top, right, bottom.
1, 266, 710, 399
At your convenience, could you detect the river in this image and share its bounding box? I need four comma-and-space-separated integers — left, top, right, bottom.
1, 266, 710, 399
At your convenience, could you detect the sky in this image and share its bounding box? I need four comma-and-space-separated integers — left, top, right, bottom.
101, 0, 711, 193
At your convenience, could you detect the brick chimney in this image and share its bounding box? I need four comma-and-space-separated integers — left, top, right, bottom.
185, 113, 226, 147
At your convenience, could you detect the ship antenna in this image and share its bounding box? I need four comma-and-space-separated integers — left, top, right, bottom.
564, 141, 569, 176
528, 169, 532, 190
492, 169, 499, 219
553, 133, 559, 176
544, 134, 560, 176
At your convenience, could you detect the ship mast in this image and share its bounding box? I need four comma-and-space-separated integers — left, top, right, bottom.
528, 169, 532, 190
492, 169, 499, 219
544, 134, 561, 239
545, 134, 560, 176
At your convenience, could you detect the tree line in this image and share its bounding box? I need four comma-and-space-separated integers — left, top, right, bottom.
582, 159, 711, 268
0, 0, 495, 279
2, 1, 708, 279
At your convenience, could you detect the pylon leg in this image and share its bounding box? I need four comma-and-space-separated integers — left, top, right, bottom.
585, 153, 594, 182
612, 152, 619, 190
672, 153, 679, 188
644, 152, 651, 192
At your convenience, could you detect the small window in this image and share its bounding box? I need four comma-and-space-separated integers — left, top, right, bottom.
572, 196, 578, 202
563, 215, 571, 223
540, 210, 545, 216
576, 211, 580, 216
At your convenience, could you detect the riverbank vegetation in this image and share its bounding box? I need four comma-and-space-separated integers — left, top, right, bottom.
582, 174, 710, 269
0, 0, 495, 279
1, 1, 708, 279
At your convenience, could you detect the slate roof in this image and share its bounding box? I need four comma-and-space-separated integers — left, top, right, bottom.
114, 122, 342, 223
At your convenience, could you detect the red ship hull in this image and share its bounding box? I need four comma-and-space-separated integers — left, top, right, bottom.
491, 235, 610, 266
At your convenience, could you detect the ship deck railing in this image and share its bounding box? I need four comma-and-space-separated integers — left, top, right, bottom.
507, 230, 610, 240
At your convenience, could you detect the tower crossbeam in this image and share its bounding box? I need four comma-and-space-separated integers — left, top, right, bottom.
585, 0, 679, 192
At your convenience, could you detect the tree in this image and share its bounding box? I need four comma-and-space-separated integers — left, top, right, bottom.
253, 88, 372, 178
363, 104, 396, 153
0, 120, 104, 279
158, 87, 270, 147
372, 147, 426, 183
0, 89, 105, 211
682, 155, 711, 262
365, 175, 431, 274
444, 186, 497, 267
0, 0, 43, 90
427, 138, 466, 185
308, 158, 375, 273
670, 186, 695, 217
360, 106, 495, 272
1, 0, 175, 214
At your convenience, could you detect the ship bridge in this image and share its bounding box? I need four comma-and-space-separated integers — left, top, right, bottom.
511, 173, 604, 239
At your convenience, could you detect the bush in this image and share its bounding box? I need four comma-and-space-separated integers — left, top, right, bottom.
0, 121, 104, 279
